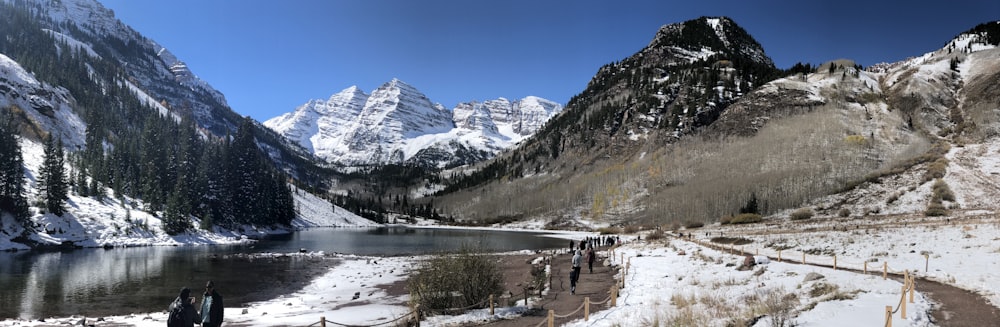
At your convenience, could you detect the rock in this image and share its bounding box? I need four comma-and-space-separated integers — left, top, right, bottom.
803, 272, 825, 282
352, 292, 360, 300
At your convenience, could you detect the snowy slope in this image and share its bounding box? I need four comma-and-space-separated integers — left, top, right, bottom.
265, 79, 563, 168
0, 54, 86, 148
0, 139, 377, 251
16, 0, 233, 133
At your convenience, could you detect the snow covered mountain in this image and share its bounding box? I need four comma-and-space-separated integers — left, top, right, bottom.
265, 79, 563, 168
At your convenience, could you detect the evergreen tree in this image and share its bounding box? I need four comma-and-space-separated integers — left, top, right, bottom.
226, 119, 264, 226
162, 176, 192, 235
38, 135, 68, 216
0, 113, 30, 224
139, 115, 167, 212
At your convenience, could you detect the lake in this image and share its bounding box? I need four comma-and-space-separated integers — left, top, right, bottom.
0, 226, 568, 320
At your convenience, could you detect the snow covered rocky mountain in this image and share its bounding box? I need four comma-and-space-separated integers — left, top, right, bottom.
264, 79, 563, 168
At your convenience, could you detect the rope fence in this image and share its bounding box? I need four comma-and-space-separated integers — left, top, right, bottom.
685, 236, 927, 326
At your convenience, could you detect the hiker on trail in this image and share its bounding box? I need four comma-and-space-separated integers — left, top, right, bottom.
200, 281, 224, 327
586, 247, 596, 273
579, 239, 586, 251
167, 287, 200, 327
570, 250, 582, 294
569, 240, 575, 253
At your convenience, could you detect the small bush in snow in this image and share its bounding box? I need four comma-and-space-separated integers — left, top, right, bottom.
837, 208, 851, 217
646, 229, 665, 241
726, 213, 762, 225
932, 179, 955, 202
925, 202, 948, 217
790, 208, 814, 220
408, 246, 504, 315
684, 221, 704, 229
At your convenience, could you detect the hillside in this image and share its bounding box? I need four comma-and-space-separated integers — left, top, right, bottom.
0, 0, 377, 250
432, 19, 1000, 229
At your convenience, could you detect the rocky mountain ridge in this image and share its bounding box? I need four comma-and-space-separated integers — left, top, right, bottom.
264, 79, 563, 168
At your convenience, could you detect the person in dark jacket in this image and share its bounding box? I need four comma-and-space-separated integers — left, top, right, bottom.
200, 280, 224, 327
168, 287, 201, 327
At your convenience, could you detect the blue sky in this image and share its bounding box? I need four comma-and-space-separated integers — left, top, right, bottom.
99, 0, 999, 122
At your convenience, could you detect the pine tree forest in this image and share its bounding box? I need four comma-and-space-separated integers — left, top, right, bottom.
0, 2, 295, 234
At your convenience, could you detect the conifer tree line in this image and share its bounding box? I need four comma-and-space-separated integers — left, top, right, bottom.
0, 2, 295, 234
0, 115, 30, 225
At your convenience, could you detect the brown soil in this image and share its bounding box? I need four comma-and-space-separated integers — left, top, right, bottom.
916, 277, 1000, 327
484, 249, 619, 327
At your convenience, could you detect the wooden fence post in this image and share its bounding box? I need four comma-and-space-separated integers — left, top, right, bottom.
490, 294, 494, 315
611, 286, 618, 307
864, 261, 868, 274
320, 316, 326, 327
585, 297, 590, 321
833, 255, 837, 270
885, 306, 892, 327
778, 250, 782, 262
802, 252, 806, 264
883, 262, 887, 280
756, 248, 759, 256
548, 309, 554, 327
524, 288, 529, 307
924, 254, 929, 272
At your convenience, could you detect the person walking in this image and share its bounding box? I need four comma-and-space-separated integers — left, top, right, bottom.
586, 247, 596, 273
167, 287, 200, 327
570, 250, 582, 294
200, 281, 224, 327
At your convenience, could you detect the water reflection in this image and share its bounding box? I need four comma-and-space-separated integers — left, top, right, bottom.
0, 227, 566, 319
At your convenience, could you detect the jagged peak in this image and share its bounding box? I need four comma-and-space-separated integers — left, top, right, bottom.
647, 16, 773, 67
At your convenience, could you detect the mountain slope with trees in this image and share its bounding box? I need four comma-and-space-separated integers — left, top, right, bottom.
430, 18, 1000, 229
0, 0, 367, 248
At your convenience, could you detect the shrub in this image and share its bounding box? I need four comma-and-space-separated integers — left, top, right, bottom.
646, 229, 665, 241
684, 221, 705, 229
924, 158, 949, 181
932, 179, 956, 202
622, 225, 641, 234
729, 213, 762, 225
408, 246, 504, 315
790, 208, 814, 220
838, 208, 851, 217
720, 215, 733, 225
925, 202, 948, 217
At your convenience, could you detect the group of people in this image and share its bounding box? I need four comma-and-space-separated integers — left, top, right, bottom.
568, 237, 604, 294
168, 280, 224, 327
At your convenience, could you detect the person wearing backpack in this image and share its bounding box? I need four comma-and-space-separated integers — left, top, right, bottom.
200, 280, 224, 327
167, 287, 201, 327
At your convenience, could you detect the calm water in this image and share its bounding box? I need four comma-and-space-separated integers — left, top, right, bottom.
0, 227, 566, 320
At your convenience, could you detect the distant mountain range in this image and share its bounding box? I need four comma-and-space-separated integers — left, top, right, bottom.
264, 79, 562, 168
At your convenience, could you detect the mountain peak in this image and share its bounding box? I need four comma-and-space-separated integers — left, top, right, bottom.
647, 16, 773, 67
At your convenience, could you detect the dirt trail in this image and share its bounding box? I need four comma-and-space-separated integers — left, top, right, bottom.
915, 277, 1000, 326
486, 250, 619, 327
